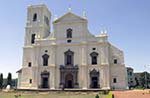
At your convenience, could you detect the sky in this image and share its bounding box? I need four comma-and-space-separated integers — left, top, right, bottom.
0, 0, 149, 78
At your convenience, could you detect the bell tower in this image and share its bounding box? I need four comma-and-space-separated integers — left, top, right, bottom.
24, 4, 51, 46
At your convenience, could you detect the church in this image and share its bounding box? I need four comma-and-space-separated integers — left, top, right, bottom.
17, 4, 128, 90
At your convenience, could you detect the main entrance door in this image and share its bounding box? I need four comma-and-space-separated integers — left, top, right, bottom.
90, 69, 100, 88
91, 77, 98, 88
65, 74, 74, 88
59, 49, 79, 89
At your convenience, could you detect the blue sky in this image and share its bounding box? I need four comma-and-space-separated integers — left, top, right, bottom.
0, 0, 149, 78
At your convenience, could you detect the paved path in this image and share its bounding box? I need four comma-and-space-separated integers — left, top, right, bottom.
113, 90, 150, 98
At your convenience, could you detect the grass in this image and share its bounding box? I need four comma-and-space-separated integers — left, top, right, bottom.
0, 91, 107, 98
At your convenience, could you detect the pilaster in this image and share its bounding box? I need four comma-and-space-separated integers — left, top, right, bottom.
81, 45, 88, 89
50, 66, 55, 89
101, 64, 110, 89
79, 66, 87, 89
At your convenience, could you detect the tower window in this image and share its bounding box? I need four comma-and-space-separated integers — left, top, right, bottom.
114, 59, 118, 64
31, 34, 36, 44
33, 13, 37, 22
66, 28, 72, 38
28, 62, 32, 67
42, 54, 49, 66
113, 78, 117, 83
29, 79, 32, 84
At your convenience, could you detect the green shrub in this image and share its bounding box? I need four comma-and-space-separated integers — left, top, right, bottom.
95, 94, 100, 98
106, 91, 113, 98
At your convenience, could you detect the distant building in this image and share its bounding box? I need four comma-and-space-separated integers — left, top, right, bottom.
2, 79, 17, 88
126, 67, 135, 88
134, 73, 141, 86
134, 72, 150, 88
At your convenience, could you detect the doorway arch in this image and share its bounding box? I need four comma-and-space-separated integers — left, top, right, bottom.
90, 69, 100, 88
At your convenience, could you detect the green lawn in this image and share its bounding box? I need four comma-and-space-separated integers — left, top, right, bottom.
0, 92, 107, 98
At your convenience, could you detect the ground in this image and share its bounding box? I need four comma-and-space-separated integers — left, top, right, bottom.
1, 90, 150, 98
0, 91, 106, 98
113, 89, 150, 98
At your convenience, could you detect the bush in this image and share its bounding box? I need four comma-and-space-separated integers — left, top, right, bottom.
95, 94, 100, 98
134, 86, 145, 89
106, 91, 113, 98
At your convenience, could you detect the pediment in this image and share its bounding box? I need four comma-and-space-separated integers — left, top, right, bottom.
53, 12, 87, 23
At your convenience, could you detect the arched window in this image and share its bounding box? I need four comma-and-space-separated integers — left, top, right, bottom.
42, 54, 49, 66
90, 52, 99, 65
66, 28, 72, 38
33, 13, 37, 22
113, 78, 117, 83
31, 34, 36, 44
64, 49, 74, 65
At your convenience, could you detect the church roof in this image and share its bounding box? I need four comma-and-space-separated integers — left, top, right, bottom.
53, 11, 87, 23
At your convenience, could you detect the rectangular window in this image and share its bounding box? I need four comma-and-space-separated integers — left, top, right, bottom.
113, 78, 117, 83
29, 79, 32, 84
114, 59, 117, 64
28, 62, 31, 67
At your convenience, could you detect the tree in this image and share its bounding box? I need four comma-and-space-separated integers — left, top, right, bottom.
0, 73, 3, 89
7, 73, 12, 86
135, 77, 139, 86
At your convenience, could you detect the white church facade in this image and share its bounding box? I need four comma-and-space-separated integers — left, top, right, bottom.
17, 4, 128, 90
